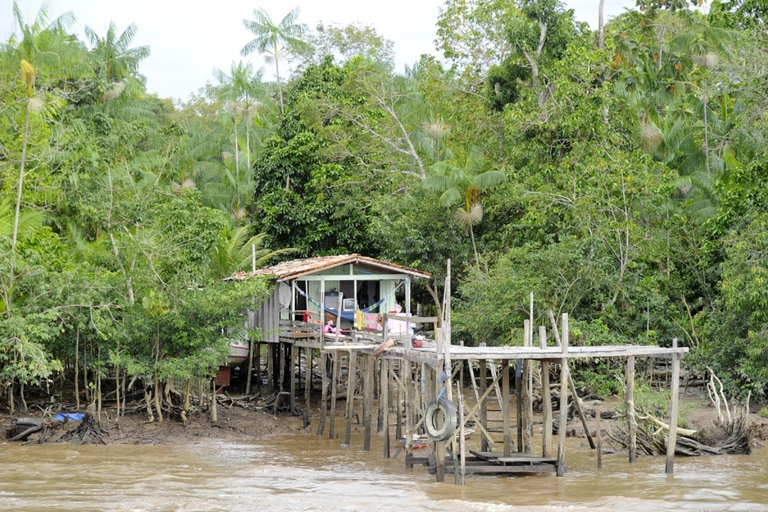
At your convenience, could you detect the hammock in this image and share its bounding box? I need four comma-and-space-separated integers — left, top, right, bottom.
296, 281, 404, 322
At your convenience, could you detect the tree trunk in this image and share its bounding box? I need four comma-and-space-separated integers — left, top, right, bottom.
145, 386, 155, 422
9, 381, 14, 415
153, 371, 163, 423
598, 0, 605, 49
8, 101, 31, 313
210, 379, 218, 423
184, 379, 191, 413
275, 44, 284, 114
82, 347, 89, 404
114, 362, 120, 426
75, 327, 80, 410
246, 339, 254, 395
20, 382, 27, 412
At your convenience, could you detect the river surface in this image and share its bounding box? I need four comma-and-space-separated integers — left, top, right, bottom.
1, 430, 767, 511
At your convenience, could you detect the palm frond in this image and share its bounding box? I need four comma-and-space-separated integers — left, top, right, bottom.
440, 187, 463, 207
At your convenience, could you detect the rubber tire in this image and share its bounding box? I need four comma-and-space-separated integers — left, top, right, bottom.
424, 396, 458, 442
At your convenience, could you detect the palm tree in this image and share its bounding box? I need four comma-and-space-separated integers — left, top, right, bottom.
8, 1, 75, 67
241, 6, 308, 114
84, 22, 150, 115
423, 146, 506, 261
213, 61, 267, 177
209, 226, 295, 279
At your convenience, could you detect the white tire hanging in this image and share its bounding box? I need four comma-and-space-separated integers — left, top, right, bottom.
424, 396, 458, 442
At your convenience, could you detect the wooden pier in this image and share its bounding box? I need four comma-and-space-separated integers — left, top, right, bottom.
249, 317, 687, 483
231, 255, 689, 484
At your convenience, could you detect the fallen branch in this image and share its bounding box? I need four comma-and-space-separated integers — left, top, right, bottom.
636, 413, 698, 437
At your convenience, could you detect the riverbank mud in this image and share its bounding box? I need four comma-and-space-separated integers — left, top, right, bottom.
2, 388, 766, 447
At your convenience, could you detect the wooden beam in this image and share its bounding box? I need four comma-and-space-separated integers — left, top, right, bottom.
329, 351, 340, 439
557, 356, 568, 477
556, 314, 569, 477
548, 310, 595, 450
524, 321, 533, 454
316, 350, 328, 436
382, 358, 390, 458
363, 354, 375, 451
504, 359, 513, 457
303, 346, 312, 429
345, 350, 358, 446
479, 359, 488, 452
289, 343, 296, 413
515, 361, 522, 452
627, 355, 637, 464
596, 406, 602, 470
666, 343, 681, 475
457, 380, 466, 486
291, 273, 415, 282
267, 343, 274, 394
540, 326, 552, 459
404, 359, 414, 468
463, 361, 507, 427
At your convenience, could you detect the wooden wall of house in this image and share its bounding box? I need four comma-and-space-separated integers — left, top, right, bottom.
252, 285, 281, 343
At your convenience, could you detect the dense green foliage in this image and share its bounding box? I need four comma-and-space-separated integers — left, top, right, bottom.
3, 0, 768, 414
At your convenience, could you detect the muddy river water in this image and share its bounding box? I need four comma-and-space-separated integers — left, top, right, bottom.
1, 430, 768, 511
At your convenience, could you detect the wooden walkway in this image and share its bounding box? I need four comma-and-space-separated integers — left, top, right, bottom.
252, 312, 688, 484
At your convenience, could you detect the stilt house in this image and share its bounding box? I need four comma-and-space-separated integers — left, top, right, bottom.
228, 254, 431, 343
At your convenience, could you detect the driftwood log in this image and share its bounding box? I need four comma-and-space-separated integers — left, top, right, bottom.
608, 408, 752, 457
5, 417, 63, 442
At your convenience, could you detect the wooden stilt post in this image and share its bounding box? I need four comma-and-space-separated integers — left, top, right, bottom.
255, 342, 261, 390
395, 360, 402, 445
345, 350, 358, 446
289, 343, 296, 413
457, 380, 466, 486
329, 350, 340, 439
548, 309, 595, 450
556, 313, 569, 477
523, 320, 532, 453
304, 347, 312, 428
503, 359, 512, 457
382, 358, 390, 458
666, 339, 681, 475
277, 342, 286, 411
515, 357, 522, 453
377, 358, 384, 434
627, 355, 637, 464
540, 326, 552, 458
596, 407, 602, 469
363, 353, 375, 451
479, 359, 488, 452
404, 359, 414, 468
435, 328, 446, 482
316, 350, 328, 436
267, 343, 274, 395
246, 312, 254, 395
425, 361, 436, 471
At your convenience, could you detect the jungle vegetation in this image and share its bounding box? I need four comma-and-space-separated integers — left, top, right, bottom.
2, 0, 768, 419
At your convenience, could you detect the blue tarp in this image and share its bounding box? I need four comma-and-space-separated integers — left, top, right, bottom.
55, 413, 84, 421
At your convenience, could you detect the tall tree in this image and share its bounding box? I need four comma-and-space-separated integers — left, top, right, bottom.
241, 6, 308, 114
7, 1, 75, 67
422, 146, 506, 261
213, 61, 267, 182
292, 21, 395, 69
84, 21, 150, 115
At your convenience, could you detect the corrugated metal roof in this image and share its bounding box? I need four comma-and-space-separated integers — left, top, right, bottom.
227, 254, 431, 282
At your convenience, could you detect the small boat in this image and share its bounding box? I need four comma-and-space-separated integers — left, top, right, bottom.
228, 341, 249, 365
